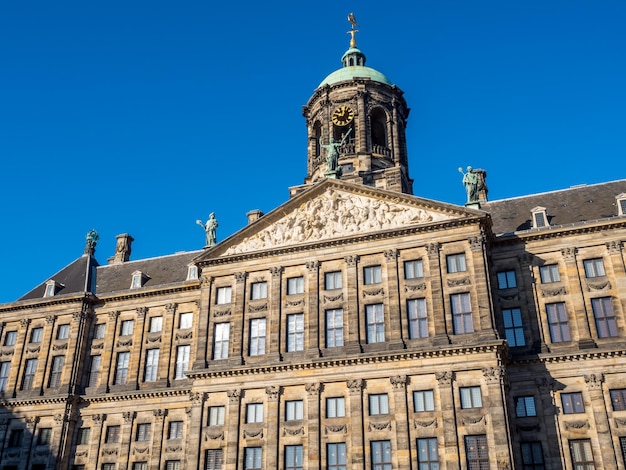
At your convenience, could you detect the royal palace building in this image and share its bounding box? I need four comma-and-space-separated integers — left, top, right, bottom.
1, 18, 626, 470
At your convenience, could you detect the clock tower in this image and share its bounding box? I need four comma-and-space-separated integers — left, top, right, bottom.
301, 16, 413, 194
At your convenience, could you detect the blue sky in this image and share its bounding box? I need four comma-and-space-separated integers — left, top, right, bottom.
1, 1, 625, 303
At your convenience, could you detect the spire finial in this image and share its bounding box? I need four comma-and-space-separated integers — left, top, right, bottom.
347, 13, 359, 48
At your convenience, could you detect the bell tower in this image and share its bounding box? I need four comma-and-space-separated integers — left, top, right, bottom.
301, 15, 413, 194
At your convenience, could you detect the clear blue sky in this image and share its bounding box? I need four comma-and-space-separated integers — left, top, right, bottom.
1, 1, 625, 303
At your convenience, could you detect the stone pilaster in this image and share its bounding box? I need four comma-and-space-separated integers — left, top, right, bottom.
347, 379, 365, 467
119, 411, 136, 467
306, 261, 321, 358
469, 234, 496, 336
427, 244, 449, 344
605, 241, 626, 325
226, 389, 242, 470
194, 274, 213, 369
186, 391, 207, 470
561, 248, 595, 348
344, 256, 362, 353
90, 414, 106, 469
305, 383, 322, 470
101, 312, 119, 392
482, 366, 512, 468
390, 375, 410, 467
269, 267, 284, 359
436, 371, 459, 469
585, 374, 616, 469
151, 409, 167, 468
265, 386, 281, 469
384, 249, 404, 349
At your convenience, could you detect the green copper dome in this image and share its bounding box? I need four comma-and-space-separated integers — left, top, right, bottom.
318, 46, 392, 88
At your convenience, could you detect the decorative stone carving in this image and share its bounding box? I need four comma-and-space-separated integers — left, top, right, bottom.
561, 247, 577, 260
123, 411, 135, 423
20, 318, 30, 327
564, 420, 589, 430
469, 235, 485, 251
461, 415, 486, 425
541, 287, 567, 297
213, 309, 231, 318
92, 414, 105, 424
153, 409, 167, 419
189, 391, 206, 405
249, 303, 268, 313
235, 272, 248, 282
435, 371, 454, 385
426, 243, 440, 257
283, 426, 305, 436
323, 293, 344, 303
175, 331, 193, 341
390, 375, 407, 390
243, 428, 264, 439
285, 299, 305, 307
53, 343, 68, 351
166, 303, 177, 314
266, 386, 280, 400
270, 266, 284, 277
405, 283, 427, 293
324, 424, 347, 434
305, 383, 322, 396
447, 277, 471, 287
306, 260, 320, 272
26, 416, 40, 428
363, 288, 384, 297
413, 419, 438, 428
586, 279, 611, 291
347, 379, 364, 392
384, 249, 398, 261
482, 366, 505, 384
228, 389, 242, 403
345, 255, 360, 267
133, 446, 150, 455
53, 414, 65, 425
584, 373, 604, 390
46, 315, 56, 324
204, 431, 225, 441
606, 240, 623, 254
200, 275, 213, 287
108, 311, 120, 322
368, 421, 392, 431
136, 307, 148, 318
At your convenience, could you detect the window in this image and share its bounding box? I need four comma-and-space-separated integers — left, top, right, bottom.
8, 429, 23, 447
325, 271, 343, 290
610, 389, 626, 411
515, 396, 537, 417
562, 392, 585, 414
133, 463, 147, 470
120, 320, 134, 336
30, 327, 43, 343
216, 286, 232, 304
136, 423, 151, 441
584, 258, 606, 278
326, 397, 346, 418
22, 358, 37, 390
327, 443, 347, 470
620, 437, 626, 467
175, 345, 190, 379
165, 461, 180, 470
213, 323, 230, 360
148, 317, 162, 333
325, 309, 344, 348
38, 428, 52, 445
618, 194, 626, 216
592, 297, 618, 338
88, 355, 101, 388
44, 281, 57, 297
246, 403, 263, 423
416, 438, 439, 470
205, 449, 224, 470
105, 425, 120, 443
570, 439, 594, 470
497, 270, 517, 289
168, 421, 183, 439
94, 323, 106, 339
503, 308, 526, 346
364, 265, 382, 285
369, 394, 389, 415
57, 324, 70, 340
4, 330, 17, 346
366, 304, 385, 343
407, 299, 428, 339
371, 440, 392, 470
465, 435, 489, 470
249, 318, 267, 356
48, 355, 64, 388
539, 265, 560, 284
244, 447, 262, 469
460, 386, 482, 409
287, 276, 304, 295
286, 400, 304, 421
144, 349, 160, 382
77, 427, 90, 445
404, 259, 424, 279
187, 265, 198, 281
0, 361, 11, 392
285, 445, 303, 470
287, 313, 304, 352
179, 313, 193, 329
115, 352, 130, 385
451, 293, 473, 334
131, 272, 144, 289
208, 406, 225, 426
102, 464, 115, 470
546, 302, 571, 342
251, 282, 268, 300
521, 441, 544, 470
531, 207, 548, 228
413, 390, 435, 412
446, 253, 467, 273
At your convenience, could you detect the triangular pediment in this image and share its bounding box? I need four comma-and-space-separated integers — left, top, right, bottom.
199, 180, 484, 260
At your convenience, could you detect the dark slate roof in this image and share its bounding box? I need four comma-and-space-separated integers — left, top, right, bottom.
481, 179, 626, 235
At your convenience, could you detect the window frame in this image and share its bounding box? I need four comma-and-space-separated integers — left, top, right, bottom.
451, 293, 473, 334
368, 393, 390, 416
416, 437, 439, 470
249, 318, 267, 356
48, 355, 64, 388
205, 449, 224, 470
446, 253, 467, 273
502, 307, 526, 346
326, 397, 346, 418
610, 388, 626, 411
216, 286, 233, 305
246, 403, 264, 423
148, 316, 163, 333
404, 259, 424, 280
325, 308, 344, 348
0, 361, 10, 392
56, 324, 70, 340
179, 312, 193, 330
105, 425, 120, 443
327, 442, 347, 470
285, 444, 304, 470
144, 348, 160, 382
546, 302, 571, 343
285, 400, 304, 421
168, 421, 184, 440
213, 323, 230, 360
539, 264, 560, 284
413, 390, 435, 412
583, 258, 606, 278
497, 270, 517, 289
371, 440, 392, 470
465, 434, 489, 469
521, 441, 545, 470
115, 352, 130, 385
88, 355, 101, 388
324, 271, 343, 290
363, 265, 382, 285
94, 323, 106, 339
4, 330, 17, 346
460, 386, 483, 409
250, 281, 268, 300
120, 320, 134, 336
365, 303, 385, 344
175, 345, 190, 379
287, 276, 305, 295
515, 396, 537, 417
561, 392, 585, 414
286, 313, 305, 352
30, 327, 43, 343
591, 297, 618, 338
407, 298, 428, 339
244, 447, 262, 470
208, 406, 225, 426
569, 439, 594, 469
22, 358, 38, 390
136, 423, 151, 442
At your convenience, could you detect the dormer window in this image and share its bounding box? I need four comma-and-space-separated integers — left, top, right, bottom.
531, 206, 549, 229
617, 193, 626, 216
131, 271, 149, 289
186, 265, 198, 281
44, 280, 63, 298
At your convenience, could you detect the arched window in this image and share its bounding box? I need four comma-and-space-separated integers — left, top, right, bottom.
370, 108, 388, 151
313, 121, 322, 157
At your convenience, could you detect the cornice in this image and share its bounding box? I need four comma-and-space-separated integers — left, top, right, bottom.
1, 395, 69, 408
83, 388, 190, 404
510, 347, 626, 366
0, 293, 97, 313
95, 283, 199, 304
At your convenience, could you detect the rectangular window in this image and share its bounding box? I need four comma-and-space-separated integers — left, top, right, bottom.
366, 304, 385, 343
4, 330, 17, 346
22, 358, 37, 390
244, 447, 262, 469
620, 437, 626, 468
168, 421, 183, 439
584, 258, 606, 278
0, 361, 11, 392
570, 439, 594, 469
38, 428, 52, 445
132, 463, 147, 470
503, 308, 526, 346
369, 393, 389, 415
592, 297, 618, 338
497, 270, 517, 289
287, 276, 304, 295
325, 271, 342, 290
371, 440, 392, 470
465, 435, 489, 470
105, 425, 120, 443
205, 449, 224, 470
57, 324, 70, 340
287, 313, 304, 352
136, 423, 151, 441
610, 389, 626, 411
213, 323, 230, 360
8, 429, 23, 447
413, 390, 435, 412
460, 386, 482, 409
148, 316, 162, 333
364, 265, 382, 285
246, 403, 264, 423
208, 406, 225, 426
286, 400, 304, 421
77, 427, 90, 445
48, 355, 64, 388
327, 443, 347, 470
404, 259, 424, 279
166, 461, 180, 470
115, 352, 130, 385
121, 320, 134, 336
547, 302, 571, 342
175, 345, 190, 379
407, 299, 428, 339
451, 293, 473, 334
285, 445, 304, 470
446, 253, 467, 273
515, 396, 537, 417
326, 397, 346, 418
562, 392, 585, 414
521, 441, 544, 470
94, 323, 106, 339
416, 437, 439, 470
102, 464, 115, 470
539, 264, 560, 284
216, 286, 232, 305
325, 309, 344, 348
251, 282, 268, 300
249, 318, 267, 356
144, 349, 160, 382
179, 312, 193, 329
30, 327, 43, 343
88, 355, 101, 388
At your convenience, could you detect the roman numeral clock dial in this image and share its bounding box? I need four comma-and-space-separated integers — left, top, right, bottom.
332, 106, 354, 126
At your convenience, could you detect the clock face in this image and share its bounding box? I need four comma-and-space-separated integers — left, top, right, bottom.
332, 105, 354, 126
